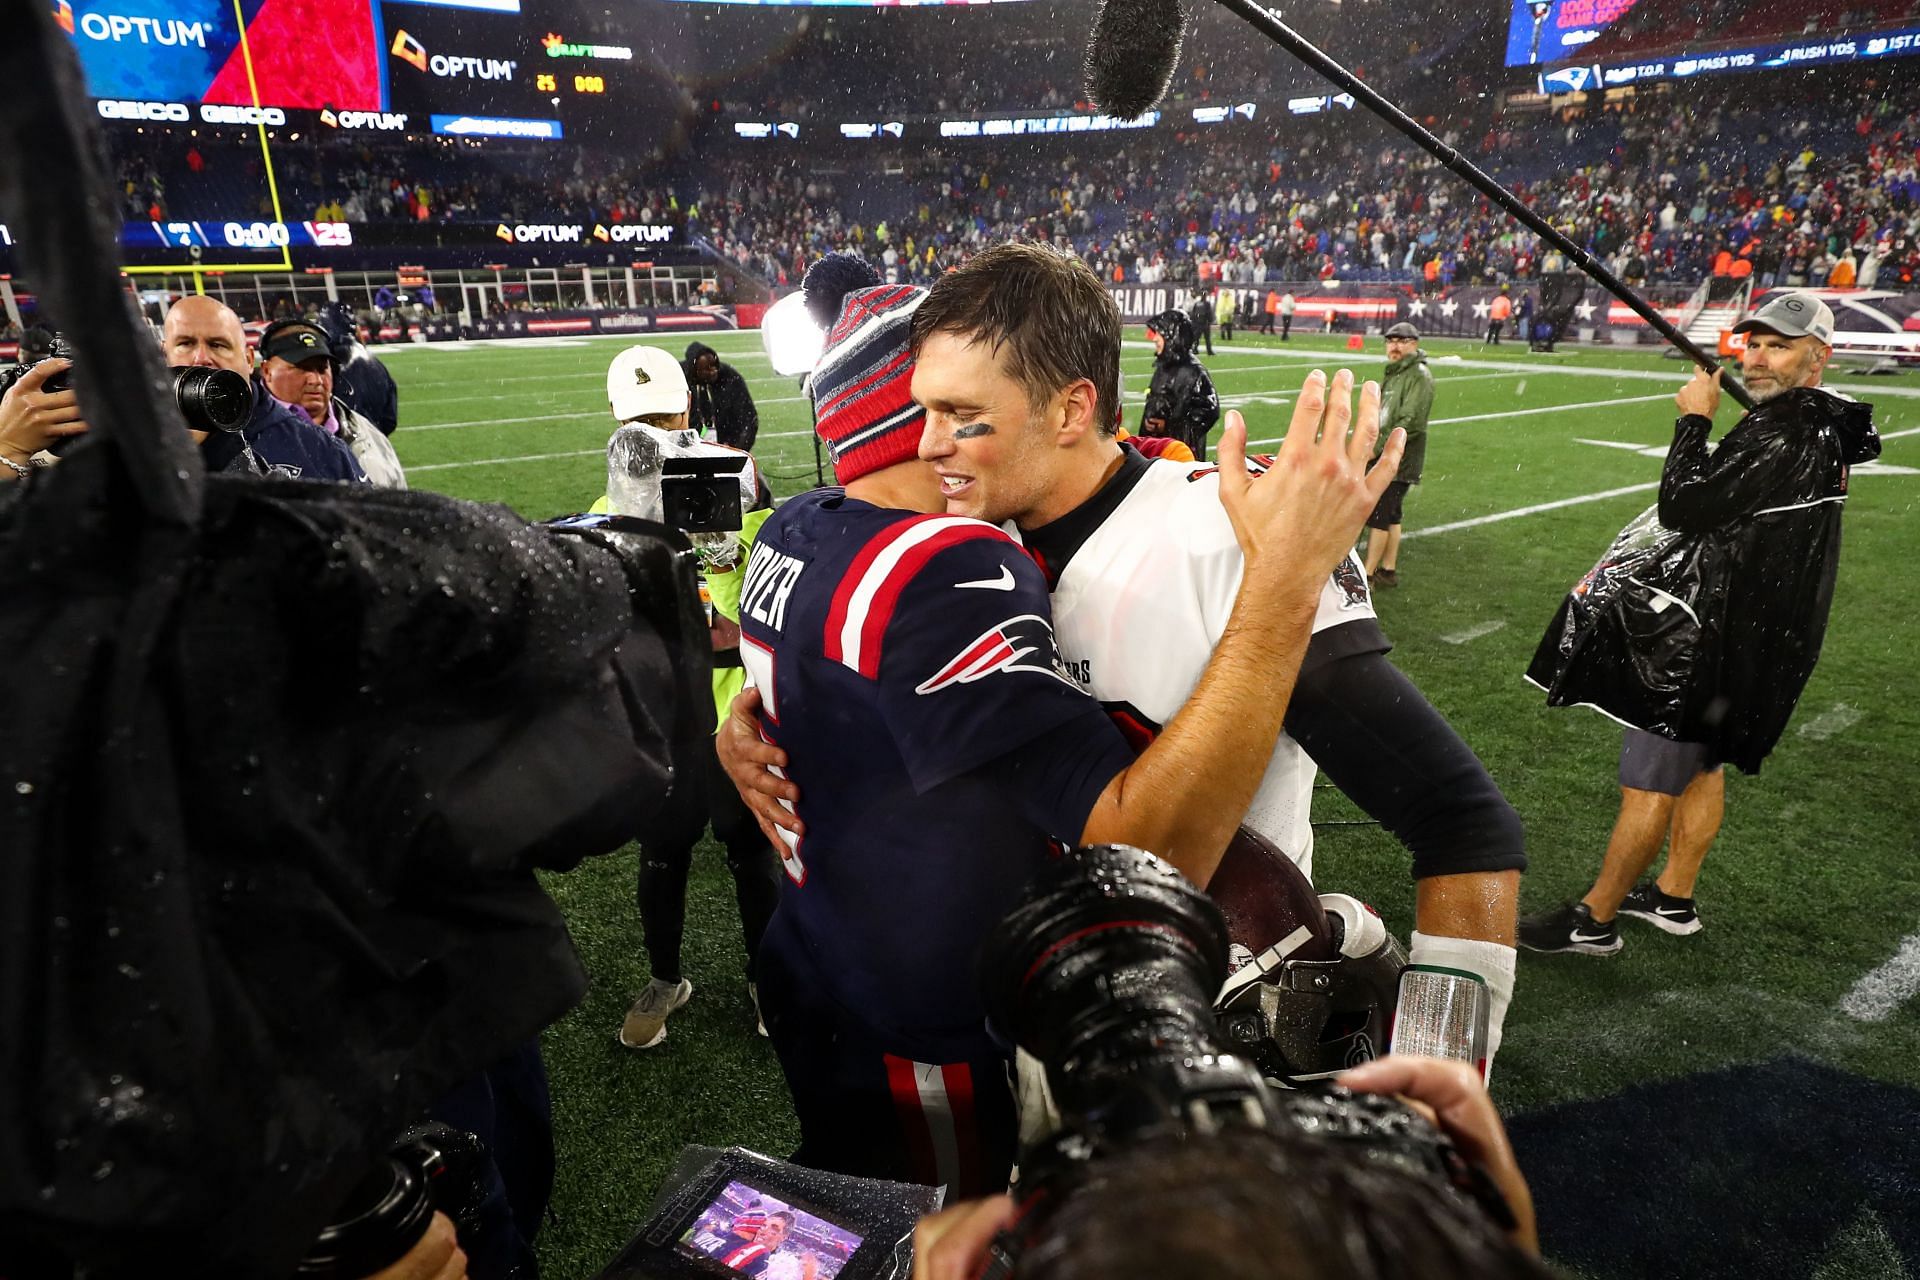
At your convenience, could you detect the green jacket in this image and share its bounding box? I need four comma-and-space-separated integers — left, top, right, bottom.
1379, 349, 1433, 484
589, 498, 772, 729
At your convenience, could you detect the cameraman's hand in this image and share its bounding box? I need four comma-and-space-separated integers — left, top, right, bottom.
911, 1194, 1015, 1280
1216, 369, 1403, 597
0, 359, 90, 465
1340, 1055, 1538, 1254
717, 687, 805, 849
361, 1211, 467, 1280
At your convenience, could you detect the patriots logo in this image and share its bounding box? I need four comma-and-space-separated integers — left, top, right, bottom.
915, 614, 1076, 696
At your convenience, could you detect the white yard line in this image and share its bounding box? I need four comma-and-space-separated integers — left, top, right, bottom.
1428, 391, 1674, 426
1797, 703, 1863, 741
1879, 425, 1920, 441
1406, 482, 1660, 539
1839, 931, 1920, 1022
1441, 620, 1507, 645
407, 448, 605, 472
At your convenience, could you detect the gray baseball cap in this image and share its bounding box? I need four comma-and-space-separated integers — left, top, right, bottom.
1385, 322, 1421, 340
1732, 293, 1835, 344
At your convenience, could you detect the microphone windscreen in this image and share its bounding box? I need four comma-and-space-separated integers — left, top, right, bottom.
1084, 0, 1188, 121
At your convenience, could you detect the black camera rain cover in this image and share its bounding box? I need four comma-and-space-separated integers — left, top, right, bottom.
0, 461, 712, 1276
0, 10, 712, 1273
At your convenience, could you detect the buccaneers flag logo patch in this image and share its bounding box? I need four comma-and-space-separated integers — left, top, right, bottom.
915, 614, 1075, 696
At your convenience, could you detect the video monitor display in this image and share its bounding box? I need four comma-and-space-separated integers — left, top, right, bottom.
1504, 0, 1647, 66
678, 1180, 865, 1279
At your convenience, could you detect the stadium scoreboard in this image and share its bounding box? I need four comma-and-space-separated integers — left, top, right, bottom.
55, 0, 643, 139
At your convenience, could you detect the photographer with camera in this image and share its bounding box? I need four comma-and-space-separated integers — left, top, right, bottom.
162, 296, 367, 483
910, 847, 1546, 1280
595, 343, 783, 1051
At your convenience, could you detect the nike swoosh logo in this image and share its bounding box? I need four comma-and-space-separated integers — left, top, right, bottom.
955, 566, 1017, 591
1570, 930, 1614, 943
1654, 907, 1691, 917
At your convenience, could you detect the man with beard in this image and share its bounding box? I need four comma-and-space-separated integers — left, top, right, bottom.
1522, 293, 1880, 954
1140, 308, 1220, 462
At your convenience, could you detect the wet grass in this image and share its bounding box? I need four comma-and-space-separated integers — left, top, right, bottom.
386, 329, 1920, 1279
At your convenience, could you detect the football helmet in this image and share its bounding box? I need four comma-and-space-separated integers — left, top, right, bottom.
1209, 826, 1407, 1085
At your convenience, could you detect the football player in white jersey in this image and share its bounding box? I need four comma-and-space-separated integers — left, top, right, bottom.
905, 243, 1525, 1064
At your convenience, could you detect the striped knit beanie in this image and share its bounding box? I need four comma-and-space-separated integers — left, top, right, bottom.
809, 282, 927, 485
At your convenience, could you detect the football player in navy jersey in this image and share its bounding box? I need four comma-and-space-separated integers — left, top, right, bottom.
731, 257, 1402, 1197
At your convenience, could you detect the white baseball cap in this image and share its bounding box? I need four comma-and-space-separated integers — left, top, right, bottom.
607, 345, 688, 422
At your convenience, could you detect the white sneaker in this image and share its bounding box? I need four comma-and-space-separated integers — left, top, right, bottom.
618, 977, 692, 1049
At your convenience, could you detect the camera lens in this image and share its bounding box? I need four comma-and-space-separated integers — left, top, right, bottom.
171, 366, 253, 434
980, 845, 1266, 1131
295, 1157, 436, 1278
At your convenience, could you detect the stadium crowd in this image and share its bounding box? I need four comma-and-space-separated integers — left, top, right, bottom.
106, 71, 1920, 303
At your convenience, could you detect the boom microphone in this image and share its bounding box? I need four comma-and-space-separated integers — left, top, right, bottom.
1204, 0, 1755, 408
1084, 0, 1189, 121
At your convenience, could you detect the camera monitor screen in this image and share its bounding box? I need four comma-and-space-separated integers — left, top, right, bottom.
678, 1181, 865, 1279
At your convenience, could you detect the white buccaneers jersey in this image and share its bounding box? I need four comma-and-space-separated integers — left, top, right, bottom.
1020, 449, 1379, 878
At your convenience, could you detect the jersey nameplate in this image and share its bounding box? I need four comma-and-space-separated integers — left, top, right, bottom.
742, 544, 805, 632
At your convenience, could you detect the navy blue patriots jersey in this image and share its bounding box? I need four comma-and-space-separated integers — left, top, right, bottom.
739, 488, 1131, 1058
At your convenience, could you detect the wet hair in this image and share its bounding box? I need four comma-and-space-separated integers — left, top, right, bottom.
912, 242, 1121, 438
1019, 1127, 1554, 1280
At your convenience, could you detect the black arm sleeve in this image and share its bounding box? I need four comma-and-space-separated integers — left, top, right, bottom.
1283, 650, 1527, 879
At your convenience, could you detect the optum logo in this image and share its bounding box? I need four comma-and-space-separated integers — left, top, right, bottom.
77, 14, 207, 46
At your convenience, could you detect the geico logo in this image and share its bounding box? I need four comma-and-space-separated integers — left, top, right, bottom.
514, 225, 582, 242
606, 225, 674, 243
334, 111, 410, 130
429, 55, 516, 80
97, 99, 189, 121
199, 104, 287, 126
78, 14, 207, 46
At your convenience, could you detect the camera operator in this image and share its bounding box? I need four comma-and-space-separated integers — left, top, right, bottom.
257, 318, 408, 488
162, 295, 367, 483
911, 1058, 1542, 1280
0, 355, 90, 481
909, 848, 1547, 1280
597, 343, 782, 1051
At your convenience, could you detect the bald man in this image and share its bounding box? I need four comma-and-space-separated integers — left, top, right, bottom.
162, 296, 365, 483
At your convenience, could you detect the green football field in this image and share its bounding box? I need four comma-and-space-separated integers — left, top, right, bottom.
377, 328, 1920, 1280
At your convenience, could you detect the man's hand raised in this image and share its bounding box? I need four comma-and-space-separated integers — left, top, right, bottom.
1216, 368, 1404, 595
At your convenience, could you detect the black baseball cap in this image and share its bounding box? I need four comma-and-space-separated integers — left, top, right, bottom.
258, 320, 333, 366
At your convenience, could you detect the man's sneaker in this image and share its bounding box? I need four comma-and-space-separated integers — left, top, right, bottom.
748, 981, 768, 1038
618, 977, 692, 1049
1374, 568, 1399, 589
1619, 882, 1702, 936
1518, 902, 1623, 955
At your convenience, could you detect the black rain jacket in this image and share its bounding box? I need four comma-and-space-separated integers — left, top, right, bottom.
682, 341, 761, 452
1527, 387, 1880, 773
1141, 310, 1221, 462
